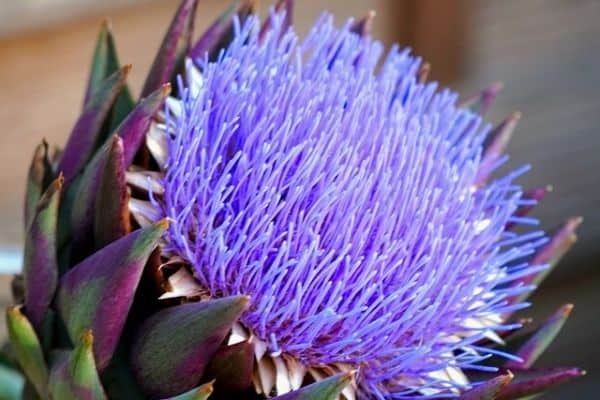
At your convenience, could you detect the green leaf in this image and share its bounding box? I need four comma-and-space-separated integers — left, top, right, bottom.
48, 330, 107, 400
94, 134, 130, 249
70, 135, 122, 256
58, 65, 131, 184
85, 20, 121, 106
5, 306, 49, 399
84, 19, 136, 132
107, 87, 136, 135
141, 0, 198, 97
115, 83, 171, 166
272, 372, 355, 400
23, 175, 62, 334
130, 296, 249, 398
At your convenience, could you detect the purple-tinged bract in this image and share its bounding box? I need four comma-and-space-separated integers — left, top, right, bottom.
162, 14, 545, 398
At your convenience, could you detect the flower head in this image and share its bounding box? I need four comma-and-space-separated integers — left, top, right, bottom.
159, 13, 544, 398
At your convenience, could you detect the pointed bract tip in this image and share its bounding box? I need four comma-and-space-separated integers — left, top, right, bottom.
156, 218, 171, 231
417, 62, 431, 83
6, 305, 20, 318
37, 174, 63, 209
487, 81, 504, 94
351, 10, 376, 37
122, 64, 133, 75
112, 132, 125, 143
80, 329, 94, 348
161, 83, 173, 97
100, 18, 112, 31
560, 303, 574, 315
510, 110, 522, 121
237, 295, 251, 308
344, 370, 358, 382
200, 380, 215, 394
570, 216, 584, 226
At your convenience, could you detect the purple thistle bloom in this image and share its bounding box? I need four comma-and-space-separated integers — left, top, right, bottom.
160, 13, 546, 398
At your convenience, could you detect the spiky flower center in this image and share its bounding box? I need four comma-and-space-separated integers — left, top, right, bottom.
155, 14, 543, 398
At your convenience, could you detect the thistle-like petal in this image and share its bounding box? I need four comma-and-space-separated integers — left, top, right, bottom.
505, 304, 573, 370
56, 220, 168, 371
5, 306, 48, 399
94, 135, 130, 248
71, 135, 124, 253
130, 296, 249, 398
58, 65, 131, 184
142, 0, 198, 97
85, 19, 135, 130
205, 340, 255, 394
23, 175, 62, 333
496, 367, 585, 400
24, 140, 52, 230
271, 372, 355, 400
116, 83, 171, 166
48, 330, 107, 400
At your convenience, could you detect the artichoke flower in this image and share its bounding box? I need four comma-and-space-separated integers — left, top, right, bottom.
1, 1, 585, 399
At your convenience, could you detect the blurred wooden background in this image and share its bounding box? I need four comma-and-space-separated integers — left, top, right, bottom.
1, 1, 599, 398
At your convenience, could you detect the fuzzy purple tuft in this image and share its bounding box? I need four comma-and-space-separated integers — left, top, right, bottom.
160, 14, 547, 398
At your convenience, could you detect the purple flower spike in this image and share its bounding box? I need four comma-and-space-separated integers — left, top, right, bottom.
161, 14, 547, 397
